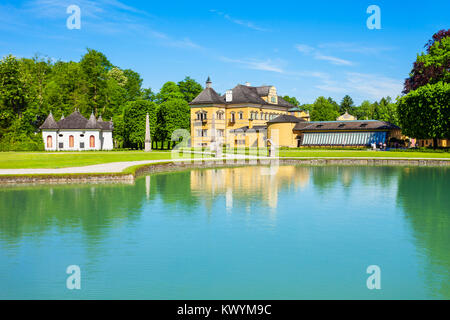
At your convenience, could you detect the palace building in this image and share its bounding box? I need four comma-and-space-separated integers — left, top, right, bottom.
40, 109, 113, 151
189, 78, 310, 148
189, 78, 401, 148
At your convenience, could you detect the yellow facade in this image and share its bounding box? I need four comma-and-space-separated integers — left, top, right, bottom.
267, 122, 299, 148
191, 104, 290, 148
417, 138, 449, 148
189, 80, 314, 148
189, 166, 311, 209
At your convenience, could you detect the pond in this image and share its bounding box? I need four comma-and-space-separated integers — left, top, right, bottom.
0, 165, 449, 299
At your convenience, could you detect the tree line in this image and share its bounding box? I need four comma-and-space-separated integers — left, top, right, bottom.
0, 49, 202, 150
282, 94, 398, 124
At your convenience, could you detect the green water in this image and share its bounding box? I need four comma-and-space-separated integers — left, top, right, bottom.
0, 165, 449, 299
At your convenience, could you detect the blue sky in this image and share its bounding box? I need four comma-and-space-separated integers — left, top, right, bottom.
0, 0, 448, 104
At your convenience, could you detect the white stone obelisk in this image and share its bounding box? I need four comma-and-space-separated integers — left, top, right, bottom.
145, 113, 152, 152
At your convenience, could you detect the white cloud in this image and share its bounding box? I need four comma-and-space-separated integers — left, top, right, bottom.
314, 54, 353, 66
315, 72, 403, 100
295, 43, 354, 66
210, 9, 268, 32
317, 42, 395, 55
20, 0, 203, 50
221, 57, 284, 73
295, 44, 314, 54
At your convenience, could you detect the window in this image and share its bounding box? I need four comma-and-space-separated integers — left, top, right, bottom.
80, 142, 85, 149
46, 136, 52, 148
238, 112, 243, 120
196, 111, 207, 121
90, 135, 95, 148
59, 142, 64, 149
196, 129, 208, 137
217, 129, 224, 137
69, 135, 74, 148
271, 96, 276, 103
216, 111, 224, 120
230, 112, 235, 122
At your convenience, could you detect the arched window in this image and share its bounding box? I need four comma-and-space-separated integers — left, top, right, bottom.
90, 135, 95, 148
69, 135, 74, 148
47, 136, 52, 148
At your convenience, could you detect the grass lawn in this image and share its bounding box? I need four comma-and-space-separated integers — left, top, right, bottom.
0, 151, 179, 169
279, 149, 450, 159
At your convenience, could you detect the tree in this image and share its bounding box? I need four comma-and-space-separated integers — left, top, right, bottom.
352, 100, 372, 120
0, 55, 27, 134
123, 100, 158, 148
339, 95, 354, 113
177, 76, 203, 103
79, 49, 112, 114
403, 29, 450, 94
376, 97, 399, 125
398, 82, 449, 147
123, 69, 143, 101
282, 95, 300, 107
310, 96, 340, 121
156, 81, 184, 104
141, 88, 156, 101
155, 98, 190, 143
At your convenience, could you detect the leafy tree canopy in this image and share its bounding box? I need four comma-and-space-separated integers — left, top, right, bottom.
398, 81, 449, 140
310, 96, 340, 121
339, 95, 354, 113
403, 29, 450, 94
282, 95, 300, 107
177, 76, 203, 103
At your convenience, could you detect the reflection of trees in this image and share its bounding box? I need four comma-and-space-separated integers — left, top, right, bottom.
310, 166, 400, 194
397, 167, 450, 299
146, 170, 200, 210
0, 172, 203, 246
0, 183, 145, 245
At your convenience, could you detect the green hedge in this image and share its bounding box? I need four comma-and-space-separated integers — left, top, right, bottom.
0, 135, 44, 151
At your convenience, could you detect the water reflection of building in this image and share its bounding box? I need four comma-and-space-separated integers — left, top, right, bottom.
190, 166, 310, 209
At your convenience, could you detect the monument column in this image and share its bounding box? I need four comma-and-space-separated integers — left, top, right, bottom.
145, 113, 152, 152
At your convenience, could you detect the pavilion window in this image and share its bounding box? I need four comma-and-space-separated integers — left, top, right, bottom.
47, 136, 52, 148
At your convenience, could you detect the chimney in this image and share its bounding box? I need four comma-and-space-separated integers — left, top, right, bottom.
206, 76, 212, 88
226, 89, 233, 102
245, 82, 251, 87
